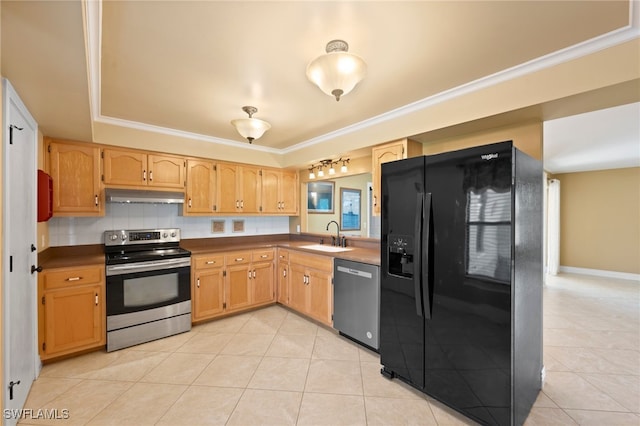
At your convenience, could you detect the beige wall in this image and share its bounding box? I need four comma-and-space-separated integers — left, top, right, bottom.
555, 167, 640, 274
422, 121, 543, 160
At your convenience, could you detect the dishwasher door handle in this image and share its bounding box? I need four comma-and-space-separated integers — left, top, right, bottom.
336, 265, 373, 279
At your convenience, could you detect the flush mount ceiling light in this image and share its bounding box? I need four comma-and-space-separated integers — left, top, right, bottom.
230, 106, 271, 143
306, 40, 367, 101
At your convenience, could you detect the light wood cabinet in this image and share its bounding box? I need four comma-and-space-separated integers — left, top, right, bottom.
371, 138, 422, 215
38, 265, 105, 360
288, 251, 333, 326
218, 162, 261, 214
276, 249, 290, 305
224, 249, 275, 313
261, 168, 299, 215
47, 138, 103, 216
192, 254, 225, 322
185, 159, 217, 214
103, 148, 185, 190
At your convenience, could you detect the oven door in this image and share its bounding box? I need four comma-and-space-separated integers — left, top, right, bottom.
106, 258, 191, 317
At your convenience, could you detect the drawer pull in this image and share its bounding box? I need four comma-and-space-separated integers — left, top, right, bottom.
95, 293, 99, 306
235, 257, 244, 262
260, 254, 268, 258
66, 276, 82, 281
197, 278, 200, 288
205, 261, 216, 265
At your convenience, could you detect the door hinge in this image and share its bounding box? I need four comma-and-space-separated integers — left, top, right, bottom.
259, 206, 262, 212
213, 205, 217, 211
213, 165, 217, 171
101, 174, 104, 182
402, 146, 405, 154
259, 170, 262, 176
223, 270, 226, 277
223, 302, 227, 309
42, 342, 46, 352
331, 314, 334, 321
41, 296, 45, 305
9, 124, 23, 145
101, 150, 104, 158
9, 255, 12, 272
47, 144, 51, 153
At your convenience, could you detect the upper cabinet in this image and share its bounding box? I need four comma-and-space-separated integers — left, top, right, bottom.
185, 159, 217, 215
371, 138, 422, 216
261, 168, 299, 215
217, 162, 261, 214
103, 148, 185, 190
47, 138, 103, 216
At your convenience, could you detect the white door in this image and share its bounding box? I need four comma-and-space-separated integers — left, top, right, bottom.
3, 79, 38, 425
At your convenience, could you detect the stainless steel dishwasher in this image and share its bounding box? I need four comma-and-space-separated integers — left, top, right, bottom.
333, 259, 380, 351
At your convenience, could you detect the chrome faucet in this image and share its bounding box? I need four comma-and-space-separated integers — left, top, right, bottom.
326, 220, 340, 246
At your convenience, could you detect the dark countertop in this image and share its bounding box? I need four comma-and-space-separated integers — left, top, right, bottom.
38, 233, 381, 269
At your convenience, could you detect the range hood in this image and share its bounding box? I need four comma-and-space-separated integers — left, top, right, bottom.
105, 189, 185, 204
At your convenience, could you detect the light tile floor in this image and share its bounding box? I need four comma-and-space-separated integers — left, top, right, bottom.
19, 273, 639, 425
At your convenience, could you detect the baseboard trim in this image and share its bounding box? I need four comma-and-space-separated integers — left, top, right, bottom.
558, 266, 640, 282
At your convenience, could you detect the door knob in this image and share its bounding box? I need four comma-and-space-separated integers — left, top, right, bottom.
31, 265, 42, 274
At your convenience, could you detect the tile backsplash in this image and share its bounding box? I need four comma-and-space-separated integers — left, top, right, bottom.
48, 203, 290, 246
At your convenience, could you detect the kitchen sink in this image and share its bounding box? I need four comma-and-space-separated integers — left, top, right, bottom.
299, 244, 353, 253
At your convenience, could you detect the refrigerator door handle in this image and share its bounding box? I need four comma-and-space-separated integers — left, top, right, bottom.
423, 192, 432, 319
413, 192, 425, 317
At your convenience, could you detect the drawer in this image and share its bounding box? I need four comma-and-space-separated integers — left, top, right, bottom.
252, 249, 274, 263
225, 251, 252, 265
43, 265, 104, 290
194, 255, 224, 269
289, 251, 333, 272
277, 248, 289, 262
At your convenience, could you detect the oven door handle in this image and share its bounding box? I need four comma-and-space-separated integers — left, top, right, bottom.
106, 258, 190, 276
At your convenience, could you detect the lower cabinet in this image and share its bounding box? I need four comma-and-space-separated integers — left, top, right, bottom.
38, 265, 106, 360
192, 249, 275, 322
192, 254, 225, 321
288, 251, 333, 326
276, 249, 290, 305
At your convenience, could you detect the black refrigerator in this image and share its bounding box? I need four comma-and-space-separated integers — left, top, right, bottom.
379, 141, 542, 426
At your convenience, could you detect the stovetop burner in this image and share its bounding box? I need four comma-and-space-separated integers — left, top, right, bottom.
106, 247, 191, 265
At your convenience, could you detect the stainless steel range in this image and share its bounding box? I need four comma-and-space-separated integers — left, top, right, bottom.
104, 228, 191, 352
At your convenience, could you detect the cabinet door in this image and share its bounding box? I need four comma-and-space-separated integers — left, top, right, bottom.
193, 268, 225, 321
240, 166, 261, 213
371, 143, 404, 216
261, 168, 280, 214
226, 264, 251, 311
252, 261, 274, 305
280, 171, 298, 214
186, 159, 216, 214
289, 264, 308, 313
103, 148, 147, 187
48, 140, 102, 215
148, 154, 185, 189
217, 162, 239, 213
277, 261, 289, 305
307, 269, 333, 326
43, 284, 104, 356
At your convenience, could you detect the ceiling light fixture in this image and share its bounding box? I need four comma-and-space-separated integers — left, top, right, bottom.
230, 106, 271, 143
307, 158, 350, 180
306, 40, 367, 101
340, 158, 350, 173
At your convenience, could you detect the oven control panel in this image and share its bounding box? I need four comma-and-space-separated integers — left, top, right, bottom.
104, 229, 181, 246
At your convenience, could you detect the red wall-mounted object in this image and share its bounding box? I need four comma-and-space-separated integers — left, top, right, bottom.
37, 169, 53, 222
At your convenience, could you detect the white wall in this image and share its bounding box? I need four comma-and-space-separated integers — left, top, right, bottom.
48, 203, 290, 246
